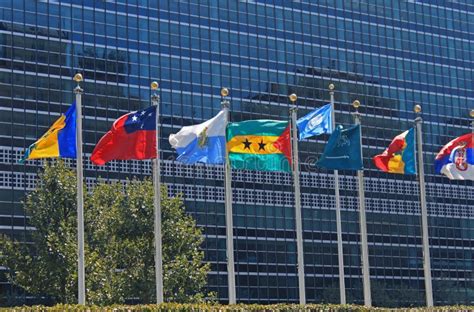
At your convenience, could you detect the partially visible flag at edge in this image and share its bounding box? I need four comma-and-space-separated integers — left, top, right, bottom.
297, 103, 332, 140
20, 103, 76, 163
317, 124, 362, 170
373, 128, 416, 175
169, 110, 226, 164
91, 106, 157, 165
434, 133, 474, 180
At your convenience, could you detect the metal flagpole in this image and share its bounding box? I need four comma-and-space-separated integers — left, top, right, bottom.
413, 104, 433, 307
151, 81, 164, 304
329, 84, 346, 304
352, 100, 372, 307
289, 93, 306, 305
471, 109, 474, 138
73, 73, 85, 305
221, 88, 236, 304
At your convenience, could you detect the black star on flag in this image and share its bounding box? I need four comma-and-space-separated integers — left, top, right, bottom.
258, 139, 266, 151
242, 138, 252, 150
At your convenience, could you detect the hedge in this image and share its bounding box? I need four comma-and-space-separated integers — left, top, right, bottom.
1, 304, 474, 312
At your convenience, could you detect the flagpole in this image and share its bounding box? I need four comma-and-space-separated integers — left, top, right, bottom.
352, 100, 371, 307
221, 88, 236, 304
414, 104, 433, 307
151, 81, 164, 304
73, 73, 85, 305
289, 94, 306, 305
329, 84, 346, 304
470, 109, 474, 134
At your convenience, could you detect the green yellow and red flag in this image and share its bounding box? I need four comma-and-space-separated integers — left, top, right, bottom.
226, 120, 291, 172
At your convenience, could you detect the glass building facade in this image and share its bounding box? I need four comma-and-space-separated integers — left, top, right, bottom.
0, 0, 473, 306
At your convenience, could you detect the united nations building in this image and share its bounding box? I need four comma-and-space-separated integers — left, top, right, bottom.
0, 1, 473, 307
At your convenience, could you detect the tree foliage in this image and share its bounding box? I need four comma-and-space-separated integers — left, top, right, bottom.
0, 161, 211, 305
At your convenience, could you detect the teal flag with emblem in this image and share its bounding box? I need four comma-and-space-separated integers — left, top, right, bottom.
317, 124, 363, 170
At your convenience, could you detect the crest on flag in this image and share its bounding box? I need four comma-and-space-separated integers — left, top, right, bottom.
453, 142, 468, 171
317, 124, 363, 170
308, 114, 324, 129
336, 133, 350, 147
434, 133, 474, 180
296, 103, 332, 140
198, 127, 209, 148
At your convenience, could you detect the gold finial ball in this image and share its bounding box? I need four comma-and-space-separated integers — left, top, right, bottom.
352, 100, 361, 109
414, 104, 422, 113
328, 83, 335, 91
470, 109, 474, 118
73, 73, 83, 83
151, 81, 159, 90
289, 93, 297, 103
221, 88, 229, 97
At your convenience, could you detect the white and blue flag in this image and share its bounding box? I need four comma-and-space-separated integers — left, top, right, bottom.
296, 103, 332, 140
169, 110, 226, 164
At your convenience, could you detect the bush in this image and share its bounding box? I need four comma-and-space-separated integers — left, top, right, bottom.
1, 304, 473, 312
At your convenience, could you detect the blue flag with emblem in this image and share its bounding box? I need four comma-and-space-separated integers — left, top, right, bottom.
168, 110, 226, 164
297, 103, 332, 140
317, 124, 363, 170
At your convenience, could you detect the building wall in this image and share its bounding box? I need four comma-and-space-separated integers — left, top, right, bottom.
0, 0, 473, 306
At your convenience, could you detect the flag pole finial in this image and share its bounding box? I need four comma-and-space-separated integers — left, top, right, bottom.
73, 73, 83, 83
221, 87, 229, 97
469, 109, 474, 118
289, 93, 297, 103
352, 100, 361, 110
328, 83, 335, 91
73, 74, 83, 94
414, 104, 422, 114
220, 88, 230, 109
151, 81, 159, 104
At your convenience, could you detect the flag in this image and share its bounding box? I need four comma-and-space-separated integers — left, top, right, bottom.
91, 106, 157, 165
20, 103, 76, 162
169, 110, 226, 164
434, 133, 473, 180
373, 128, 416, 174
226, 120, 291, 172
317, 124, 363, 170
297, 103, 332, 140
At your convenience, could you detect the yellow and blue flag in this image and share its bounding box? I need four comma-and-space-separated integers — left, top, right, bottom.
20, 103, 76, 163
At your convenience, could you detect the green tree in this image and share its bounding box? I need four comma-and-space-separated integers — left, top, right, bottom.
0, 161, 211, 305
88, 178, 212, 303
